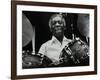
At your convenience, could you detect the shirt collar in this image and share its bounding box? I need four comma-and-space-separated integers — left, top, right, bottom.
51, 36, 68, 44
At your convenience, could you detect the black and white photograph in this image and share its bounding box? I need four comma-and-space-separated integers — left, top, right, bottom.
11, 1, 97, 79
22, 11, 90, 69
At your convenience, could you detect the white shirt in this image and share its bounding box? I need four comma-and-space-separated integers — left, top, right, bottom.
38, 36, 72, 62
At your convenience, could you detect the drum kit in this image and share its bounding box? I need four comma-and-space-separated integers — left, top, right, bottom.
22, 13, 89, 68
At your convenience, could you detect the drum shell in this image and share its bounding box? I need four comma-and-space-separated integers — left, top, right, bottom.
22, 55, 42, 68
69, 40, 89, 60
60, 39, 89, 66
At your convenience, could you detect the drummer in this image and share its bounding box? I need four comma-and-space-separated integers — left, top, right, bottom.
38, 14, 72, 66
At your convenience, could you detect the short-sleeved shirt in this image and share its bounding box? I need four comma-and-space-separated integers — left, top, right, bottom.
38, 36, 72, 62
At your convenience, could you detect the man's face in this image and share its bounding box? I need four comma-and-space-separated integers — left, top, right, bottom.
50, 16, 65, 36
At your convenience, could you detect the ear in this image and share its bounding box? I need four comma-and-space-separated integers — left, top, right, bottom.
63, 26, 66, 30
62, 18, 66, 30
49, 26, 53, 33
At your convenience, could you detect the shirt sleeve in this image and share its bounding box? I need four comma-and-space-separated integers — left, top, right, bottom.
38, 43, 46, 55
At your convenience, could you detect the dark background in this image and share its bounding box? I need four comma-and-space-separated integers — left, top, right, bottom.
22, 11, 85, 53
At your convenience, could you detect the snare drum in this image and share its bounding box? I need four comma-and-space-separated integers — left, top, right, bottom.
22, 51, 44, 68
60, 38, 89, 66
22, 51, 53, 68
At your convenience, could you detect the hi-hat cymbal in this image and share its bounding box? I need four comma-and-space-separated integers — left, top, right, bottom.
77, 14, 89, 37
22, 13, 34, 47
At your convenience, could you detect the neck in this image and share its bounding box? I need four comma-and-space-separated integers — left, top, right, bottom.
54, 34, 64, 43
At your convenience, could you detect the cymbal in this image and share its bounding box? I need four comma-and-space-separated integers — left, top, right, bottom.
77, 14, 89, 37
22, 13, 34, 47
